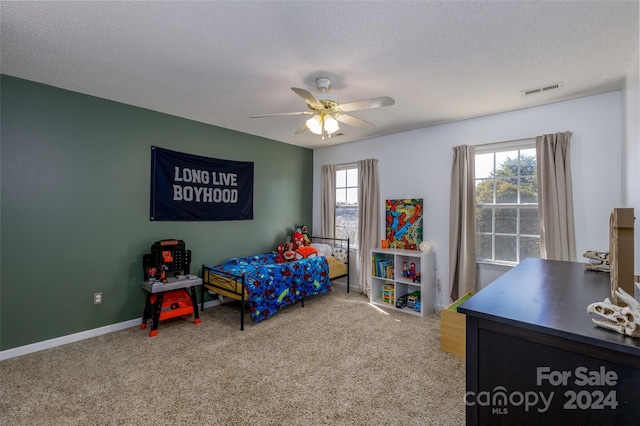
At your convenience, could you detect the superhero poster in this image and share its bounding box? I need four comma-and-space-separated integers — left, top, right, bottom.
385, 199, 423, 249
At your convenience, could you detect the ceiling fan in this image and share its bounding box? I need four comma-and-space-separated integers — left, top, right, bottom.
251, 77, 395, 140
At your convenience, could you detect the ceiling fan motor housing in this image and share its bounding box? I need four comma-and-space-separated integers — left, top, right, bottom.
313, 95, 338, 105
316, 77, 332, 91
313, 77, 338, 105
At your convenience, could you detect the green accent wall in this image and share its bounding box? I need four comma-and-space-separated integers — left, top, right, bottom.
0, 75, 313, 351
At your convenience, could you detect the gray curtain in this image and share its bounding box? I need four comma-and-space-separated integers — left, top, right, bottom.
357, 159, 380, 295
320, 164, 336, 238
536, 131, 576, 261
449, 145, 477, 302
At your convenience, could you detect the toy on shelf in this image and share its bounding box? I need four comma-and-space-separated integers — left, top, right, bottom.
396, 294, 409, 309
383, 283, 395, 304
408, 262, 417, 281
407, 291, 420, 308
402, 261, 409, 278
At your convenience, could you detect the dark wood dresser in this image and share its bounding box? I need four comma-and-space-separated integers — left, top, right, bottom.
459, 258, 640, 425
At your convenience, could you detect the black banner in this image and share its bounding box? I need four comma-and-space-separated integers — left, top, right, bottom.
150, 146, 253, 221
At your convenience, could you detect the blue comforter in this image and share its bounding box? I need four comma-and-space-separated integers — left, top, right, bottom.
210, 253, 331, 323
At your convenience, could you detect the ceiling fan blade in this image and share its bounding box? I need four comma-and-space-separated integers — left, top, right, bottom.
294, 122, 310, 134
250, 111, 313, 118
338, 96, 395, 112
291, 87, 323, 108
335, 113, 375, 129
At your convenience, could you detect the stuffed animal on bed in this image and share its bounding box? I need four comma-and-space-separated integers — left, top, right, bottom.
301, 225, 311, 246
276, 242, 296, 263
283, 242, 296, 262
295, 245, 318, 260
292, 228, 305, 249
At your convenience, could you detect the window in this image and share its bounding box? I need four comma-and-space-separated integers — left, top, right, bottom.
475, 142, 540, 264
335, 164, 358, 247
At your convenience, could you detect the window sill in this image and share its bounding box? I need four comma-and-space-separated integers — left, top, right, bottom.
476, 260, 516, 269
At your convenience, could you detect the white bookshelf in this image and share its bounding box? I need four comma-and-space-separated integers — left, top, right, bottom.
370, 248, 435, 317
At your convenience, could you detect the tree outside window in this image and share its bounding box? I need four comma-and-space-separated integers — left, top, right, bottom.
476, 147, 540, 264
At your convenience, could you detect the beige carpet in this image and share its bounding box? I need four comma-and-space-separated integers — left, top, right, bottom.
0, 289, 465, 425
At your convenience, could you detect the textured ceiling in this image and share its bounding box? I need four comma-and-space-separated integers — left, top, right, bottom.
1, 1, 638, 149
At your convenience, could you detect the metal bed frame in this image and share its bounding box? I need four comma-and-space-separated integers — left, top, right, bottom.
200, 237, 349, 330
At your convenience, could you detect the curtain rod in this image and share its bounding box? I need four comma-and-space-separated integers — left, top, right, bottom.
474, 136, 536, 151
334, 161, 358, 169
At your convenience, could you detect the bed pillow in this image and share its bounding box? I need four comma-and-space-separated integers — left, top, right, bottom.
333, 247, 348, 263
310, 243, 333, 257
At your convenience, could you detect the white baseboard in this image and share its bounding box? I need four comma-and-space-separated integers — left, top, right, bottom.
0, 299, 221, 361
331, 279, 348, 288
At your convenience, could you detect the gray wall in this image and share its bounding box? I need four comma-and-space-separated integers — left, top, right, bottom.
0, 75, 313, 350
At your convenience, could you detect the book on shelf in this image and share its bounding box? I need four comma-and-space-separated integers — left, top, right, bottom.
372, 253, 394, 279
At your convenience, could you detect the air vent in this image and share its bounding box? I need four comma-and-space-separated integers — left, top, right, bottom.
522, 82, 563, 96
523, 88, 541, 96
541, 83, 560, 92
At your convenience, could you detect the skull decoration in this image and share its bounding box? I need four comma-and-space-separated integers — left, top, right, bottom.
587, 288, 640, 338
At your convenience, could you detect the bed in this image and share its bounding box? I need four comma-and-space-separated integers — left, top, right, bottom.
200, 236, 349, 330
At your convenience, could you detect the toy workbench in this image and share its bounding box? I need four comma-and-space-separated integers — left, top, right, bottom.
140, 239, 202, 337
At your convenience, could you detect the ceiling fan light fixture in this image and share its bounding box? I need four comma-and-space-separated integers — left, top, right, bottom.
324, 116, 340, 134
306, 114, 340, 136
306, 115, 323, 134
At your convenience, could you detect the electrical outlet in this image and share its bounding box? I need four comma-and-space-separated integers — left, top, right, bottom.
94, 292, 103, 304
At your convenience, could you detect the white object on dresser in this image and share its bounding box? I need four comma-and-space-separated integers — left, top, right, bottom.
370, 248, 435, 316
